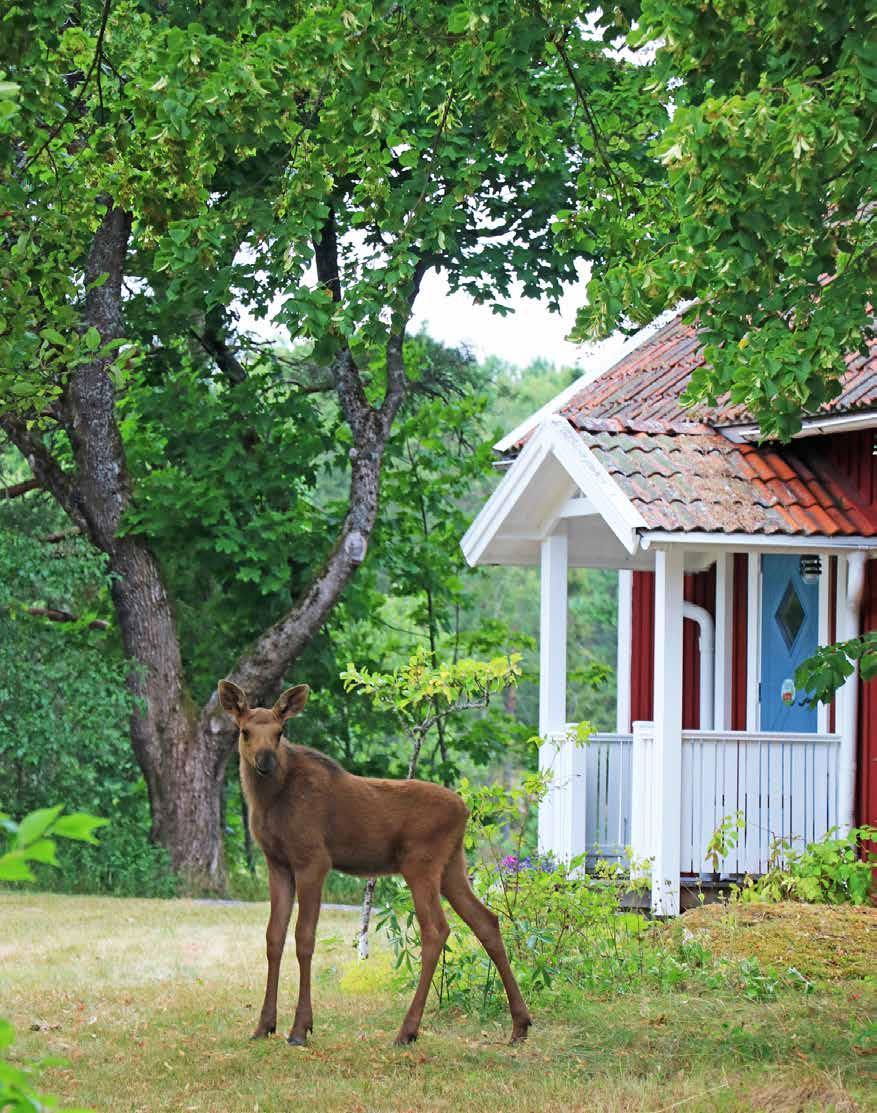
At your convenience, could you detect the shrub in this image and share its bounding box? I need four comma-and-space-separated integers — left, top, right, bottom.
739, 826, 876, 906
374, 767, 794, 1017
1, 804, 105, 1112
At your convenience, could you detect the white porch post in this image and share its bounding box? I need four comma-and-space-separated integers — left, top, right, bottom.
652, 547, 684, 915
836, 552, 866, 833
713, 552, 734, 731
616, 569, 633, 733
746, 553, 761, 732
538, 528, 569, 857
817, 561, 831, 735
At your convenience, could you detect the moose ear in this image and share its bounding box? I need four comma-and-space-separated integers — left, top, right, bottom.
218, 680, 248, 723
273, 684, 309, 723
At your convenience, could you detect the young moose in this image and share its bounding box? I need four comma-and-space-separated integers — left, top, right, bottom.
218, 679, 532, 1047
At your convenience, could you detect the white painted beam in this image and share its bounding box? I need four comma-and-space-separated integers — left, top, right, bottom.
616, 570, 633, 733
746, 553, 761, 733
817, 561, 831, 734
836, 553, 866, 832
538, 528, 569, 857
651, 547, 685, 916
556, 495, 598, 519
641, 531, 876, 553
714, 552, 734, 731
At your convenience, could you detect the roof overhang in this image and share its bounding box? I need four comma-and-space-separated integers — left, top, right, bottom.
719, 409, 876, 443
641, 531, 877, 553
461, 417, 647, 568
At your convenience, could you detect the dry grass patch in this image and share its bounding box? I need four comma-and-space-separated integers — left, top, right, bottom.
675, 902, 876, 982
1, 893, 874, 1113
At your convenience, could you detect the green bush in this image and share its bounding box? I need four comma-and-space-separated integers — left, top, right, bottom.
740, 826, 876, 906
1, 804, 105, 1112
373, 767, 796, 1016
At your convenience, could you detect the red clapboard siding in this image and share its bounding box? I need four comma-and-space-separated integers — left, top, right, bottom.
682, 567, 716, 729
630, 566, 717, 728
821, 429, 877, 508
823, 430, 876, 829
731, 554, 749, 731
631, 571, 655, 723
829, 555, 837, 734
857, 558, 877, 829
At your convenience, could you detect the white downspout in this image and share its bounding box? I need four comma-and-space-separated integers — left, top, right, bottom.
683, 602, 715, 731
838, 552, 866, 833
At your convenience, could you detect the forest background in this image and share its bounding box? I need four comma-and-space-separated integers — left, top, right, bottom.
0, 346, 616, 899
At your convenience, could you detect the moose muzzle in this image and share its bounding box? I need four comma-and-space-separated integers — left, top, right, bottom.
254, 750, 277, 776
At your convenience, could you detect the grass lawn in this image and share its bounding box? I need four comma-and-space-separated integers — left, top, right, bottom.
2, 893, 874, 1112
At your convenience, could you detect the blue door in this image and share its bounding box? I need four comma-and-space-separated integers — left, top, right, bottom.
760, 555, 819, 732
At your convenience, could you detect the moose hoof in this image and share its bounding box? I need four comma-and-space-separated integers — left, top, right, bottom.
394, 1030, 418, 1046
251, 1023, 276, 1040
510, 1017, 532, 1044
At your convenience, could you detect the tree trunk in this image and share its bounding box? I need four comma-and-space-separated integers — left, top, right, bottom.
3, 204, 230, 891
3, 206, 417, 894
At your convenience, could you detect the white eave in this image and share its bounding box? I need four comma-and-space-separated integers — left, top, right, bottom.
720, 409, 877, 443
461, 416, 647, 568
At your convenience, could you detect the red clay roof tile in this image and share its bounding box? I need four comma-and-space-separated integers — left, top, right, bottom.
561, 316, 876, 434
580, 430, 877, 537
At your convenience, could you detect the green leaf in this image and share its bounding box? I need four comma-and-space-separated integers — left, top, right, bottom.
0, 854, 36, 882
13, 805, 64, 850
21, 837, 59, 866
83, 326, 102, 352
51, 813, 109, 844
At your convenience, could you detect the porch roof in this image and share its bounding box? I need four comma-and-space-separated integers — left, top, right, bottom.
581, 429, 877, 537
461, 417, 877, 570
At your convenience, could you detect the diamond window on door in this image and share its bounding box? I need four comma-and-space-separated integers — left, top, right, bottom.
775, 580, 805, 650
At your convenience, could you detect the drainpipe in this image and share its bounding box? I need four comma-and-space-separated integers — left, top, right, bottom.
683, 602, 715, 731
838, 552, 866, 832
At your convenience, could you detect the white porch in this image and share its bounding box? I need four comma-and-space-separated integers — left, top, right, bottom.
536, 536, 865, 915
462, 417, 874, 915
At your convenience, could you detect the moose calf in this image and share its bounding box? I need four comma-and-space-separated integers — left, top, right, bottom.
218, 679, 532, 1047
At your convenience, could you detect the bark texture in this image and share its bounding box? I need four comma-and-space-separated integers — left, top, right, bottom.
3, 205, 227, 889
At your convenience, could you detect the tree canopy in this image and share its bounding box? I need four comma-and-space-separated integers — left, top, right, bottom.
568, 0, 875, 440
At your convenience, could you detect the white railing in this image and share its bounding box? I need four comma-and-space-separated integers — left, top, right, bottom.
544, 724, 841, 885
541, 729, 633, 864
679, 729, 841, 876
585, 733, 633, 862
630, 721, 656, 875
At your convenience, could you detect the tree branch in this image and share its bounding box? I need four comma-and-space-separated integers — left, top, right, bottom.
0, 417, 87, 533
18, 605, 109, 631
189, 324, 248, 384
24, 0, 114, 171
0, 477, 42, 499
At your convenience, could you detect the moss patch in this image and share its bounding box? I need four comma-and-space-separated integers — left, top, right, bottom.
672, 901, 876, 982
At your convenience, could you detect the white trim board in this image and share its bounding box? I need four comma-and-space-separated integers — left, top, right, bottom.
721, 409, 876, 443
640, 531, 877, 553
461, 416, 646, 566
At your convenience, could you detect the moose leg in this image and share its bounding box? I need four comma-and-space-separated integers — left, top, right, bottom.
253, 860, 294, 1038
441, 849, 532, 1042
394, 871, 449, 1046
287, 862, 328, 1046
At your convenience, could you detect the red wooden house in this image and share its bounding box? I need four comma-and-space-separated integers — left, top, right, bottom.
462, 314, 876, 913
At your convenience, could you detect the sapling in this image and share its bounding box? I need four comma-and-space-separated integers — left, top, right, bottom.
341, 649, 522, 957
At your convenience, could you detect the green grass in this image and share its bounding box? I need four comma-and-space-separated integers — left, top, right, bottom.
2, 893, 874, 1112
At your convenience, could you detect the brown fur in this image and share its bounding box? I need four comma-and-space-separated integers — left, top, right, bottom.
218, 679, 532, 1047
